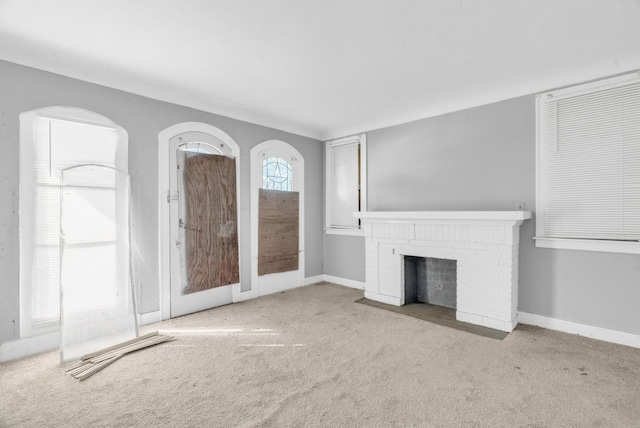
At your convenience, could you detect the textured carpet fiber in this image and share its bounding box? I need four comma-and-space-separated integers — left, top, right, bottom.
2, 282, 640, 427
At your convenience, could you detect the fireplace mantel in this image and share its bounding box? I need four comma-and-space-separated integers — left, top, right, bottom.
356, 211, 531, 224
354, 211, 531, 332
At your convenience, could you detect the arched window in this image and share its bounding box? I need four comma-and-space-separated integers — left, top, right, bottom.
158, 123, 241, 319
250, 140, 304, 297
262, 156, 292, 191
19, 107, 128, 337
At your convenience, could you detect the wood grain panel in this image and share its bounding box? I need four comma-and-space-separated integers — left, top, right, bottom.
183, 154, 239, 293
258, 189, 299, 276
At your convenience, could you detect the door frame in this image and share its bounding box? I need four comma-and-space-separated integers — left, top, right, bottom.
250, 140, 305, 298
158, 122, 241, 320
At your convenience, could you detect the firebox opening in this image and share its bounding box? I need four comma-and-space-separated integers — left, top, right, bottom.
403, 256, 457, 309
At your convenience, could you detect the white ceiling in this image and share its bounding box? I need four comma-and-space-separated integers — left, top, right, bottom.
1, 0, 639, 140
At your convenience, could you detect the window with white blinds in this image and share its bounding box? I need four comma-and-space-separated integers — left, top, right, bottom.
19, 108, 128, 337
537, 72, 640, 249
325, 134, 367, 234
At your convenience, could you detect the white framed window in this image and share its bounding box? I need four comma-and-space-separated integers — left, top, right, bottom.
325, 133, 367, 235
19, 107, 128, 337
535, 72, 640, 254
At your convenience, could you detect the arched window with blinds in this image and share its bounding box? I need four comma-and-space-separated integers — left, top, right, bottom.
19, 107, 129, 337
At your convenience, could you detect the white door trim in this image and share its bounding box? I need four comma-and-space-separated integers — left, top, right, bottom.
250, 140, 305, 298
158, 122, 241, 320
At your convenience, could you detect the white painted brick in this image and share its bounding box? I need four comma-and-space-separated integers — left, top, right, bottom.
465, 242, 490, 250
458, 225, 467, 242
373, 223, 416, 240
409, 223, 416, 239
487, 296, 501, 309
467, 226, 476, 243
481, 226, 491, 243
482, 244, 498, 253
375, 238, 410, 245
442, 225, 450, 241
471, 254, 489, 264
499, 271, 515, 282
379, 243, 395, 253
469, 260, 490, 271
361, 216, 525, 334
487, 318, 500, 330
453, 225, 462, 242
486, 256, 500, 266
487, 270, 501, 280
488, 226, 497, 244
424, 224, 432, 240
504, 226, 514, 243
456, 311, 473, 324
451, 248, 475, 256
443, 241, 464, 249
362, 222, 373, 237
429, 246, 451, 255
498, 257, 513, 267
498, 282, 513, 293
499, 296, 513, 308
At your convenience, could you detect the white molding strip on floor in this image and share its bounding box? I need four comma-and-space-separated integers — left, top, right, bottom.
323, 275, 366, 290
0, 331, 60, 363
518, 312, 640, 349
304, 275, 324, 286
139, 311, 162, 326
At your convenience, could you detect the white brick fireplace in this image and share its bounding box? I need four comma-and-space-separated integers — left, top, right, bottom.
356, 211, 531, 332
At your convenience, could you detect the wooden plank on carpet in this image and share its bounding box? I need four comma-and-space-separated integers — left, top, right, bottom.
66, 332, 175, 381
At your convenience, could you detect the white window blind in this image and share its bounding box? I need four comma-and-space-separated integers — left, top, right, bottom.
538, 73, 640, 241
329, 140, 360, 229
21, 111, 123, 336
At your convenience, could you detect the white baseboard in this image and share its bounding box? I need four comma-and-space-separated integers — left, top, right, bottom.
2, 310, 162, 363
518, 312, 640, 349
304, 275, 324, 285
236, 290, 255, 302
0, 331, 60, 363
139, 310, 162, 326
323, 275, 365, 290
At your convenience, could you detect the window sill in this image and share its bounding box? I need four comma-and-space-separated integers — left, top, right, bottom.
325, 227, 364, 237
21, 318, 59, 339
534, 237, 640, 254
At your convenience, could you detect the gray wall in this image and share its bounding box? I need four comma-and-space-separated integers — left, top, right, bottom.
323, 234, 365, 280
327, 95, 640, 335
0, 60, 324, 345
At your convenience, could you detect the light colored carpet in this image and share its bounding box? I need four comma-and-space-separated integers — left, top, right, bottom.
1, 282, 640, 427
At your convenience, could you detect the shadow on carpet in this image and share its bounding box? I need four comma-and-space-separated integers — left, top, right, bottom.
356, 298, 508, 340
